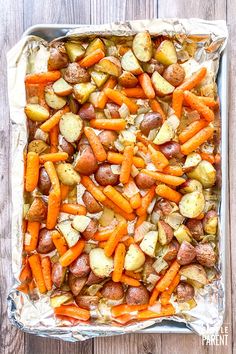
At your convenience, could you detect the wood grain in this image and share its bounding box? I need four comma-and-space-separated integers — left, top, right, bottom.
0, 0, 233, 353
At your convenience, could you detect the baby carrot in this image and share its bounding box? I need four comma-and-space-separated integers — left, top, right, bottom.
103, 185, 133, 214
149, 99, 166, 121
39, 152, 68, 163
111, 304, 148, 318
163, 165, 184, 177
28, 254, 47, 294
19, 259, 32, 283
120, 274, 141, 287
44, 161, 60, 195
60, 203, 86, 215
41, 256, 52, 291
136, 131, 160, 150
178, 119, 209, 144
24, 221, 40, 252
125, 270, 141, 280
59, 239, 85, 267
136, 185, 156, 216
180, 125, 214, 155
96, 77, 117, 109
137, 304, 175, 319
122, 87, 146, 98
93, 229, 115, 241
138, 73, 155, 99
79, 49, 105, 68
172, 89, 184, 118
81, 176, 106, 202
200, 152, 215, 164
90, 118, 126, 131
84, 127, 107, 162
25, 152, 39, 192
156, 260, 180, 292
130, 192, 142, 209
25, 71, 61, 84
159, 273, 180, 306
149, 287, 160, 305
60, 183, 70, 201
184, 91, 215, 122
54, 305, 90, 321
135, 214, 147, 229
102, 197, 136, 221
104, 221, 127, 257
51, 230, 68, 256
142, 169, 185, 186
104, 88, 138, 114
178, 67, 207, 91
148, 145, 169, 171
46, 190, 61, 230
50, 124, 59, 152
120, 145, 134, 184
107, 151, 145, 168
40, 106, 69, 132
122, 236, 135, 248
156, 184, 182, 204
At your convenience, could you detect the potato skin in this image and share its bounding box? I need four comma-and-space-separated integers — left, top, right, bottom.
163, 240, 180, 261
79, 103, 96, 121
195, 243, 216, 267
101, 280, 124, 300
125, 285, 150, 305
140, 112, 162, 136
158, 220, 174, 245
203, 210, 218, 235
177, 241, 196, 265
142, 256, 157, 282
159, 141, 183, 159
56, 163, 80, 186
176, 282, 194, 303
48, 42, 69, 71
135, 172, 156, 189
52, 262, 66, 288
63, 63, 90, 84
94, 163, 119, 186
155, 199, 172, 216
75, 295, 99, 310
68, 273, 87, 296
185, 219, 203, 241
98, 130, 118, 150
69, 253, 90, 277
38, 167, 51, 195
37, 228, 56, 254
118, 71, 138, 88
86, 271, 103, 285
163, 63, 185, 87
82, 191, 103, 214
82, 219, 98, 240
105, 103, 120, 118
60, 138, 75, 162
74, 145, 98, 175
26, 198, 47, 222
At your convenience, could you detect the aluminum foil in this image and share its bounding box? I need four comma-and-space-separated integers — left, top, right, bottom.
7, 18, 228, 341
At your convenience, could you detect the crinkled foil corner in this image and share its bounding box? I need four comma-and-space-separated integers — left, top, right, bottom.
7, 19, 228, 341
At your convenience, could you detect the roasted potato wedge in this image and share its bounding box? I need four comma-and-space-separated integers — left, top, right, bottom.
179, 191, 205, 218
57, 220, 80, 247
118, 71, 138, 88
73, 82, 96, 104
52, 78, 73, 96
179, 264, 208, 286
158, 221, 174, 245
28, 140, 49, 155
140, 231, 158, 257
95, 56, 122, 77
65, 42, 85, 62
151, 71, 175, 96
174, 225, 192, 244
56, 163, 80, 186
25, 104, 49, 122
89, 248, 113, 278
121, 50, 143, 75
50, 292, 73, 308
132, 31, 152, 62
154, 40, 177, 66
85, 38, 105, 56
45, 86, 67, 109
59, 112, 83, 142
187, 160, 216, 188
124, 244, 145, 271
153, 119, 175, 145
91, 70, 109, 87
183, 153, 202, 172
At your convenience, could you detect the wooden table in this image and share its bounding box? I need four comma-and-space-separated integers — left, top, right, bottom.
0, 0, 234, 353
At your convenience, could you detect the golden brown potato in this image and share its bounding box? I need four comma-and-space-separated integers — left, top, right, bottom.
135, 172, 156, 189
85, 38, 105, 56
89, 248, 114, 277
179, 264, 208, 286
195, 243, 216, 267
48, 42, 69, 71
158, 221, 174, 245
159, 141, 183, 159
56, 163, 80, 186
154, 40, 177, 66
68, 273, 87, 296
163, 63, 185, 87
101, 280, 124, 300
140, 112, 162, 136
179, 179, 203, 194
91, 71, 109, 88
151, 71, 175, 96
69, 253, 90, 277
176, 282, 194, 303
82, 219, 98, 240
75, 295, 99, 310
132, 31, 153, 62
94, 163, 119, 186
125, 285, 150, 305
38, 167, 51, 195
59, 112, 83, 143
26, 198, 47, 222
203, 210, 218, 235
86, 271, 103, 285
163, 240, 180, 261
52, 262, 67, 288
98, 130, 118, 150
73, 82, 96, 104
118, 71, 138, 88
95, 56, 122, 77
177, 241, 196, 265
82, 191, 103, 214
185, 219, 203, 241
65, 42, 85, 62
25, 104, 49, 122
28, 140, 49, 155
74, 145, 98, 175
63, 63, 90, 84
179, 191, 205, 218
79, 103, 96, 121
37, 228, 56, 254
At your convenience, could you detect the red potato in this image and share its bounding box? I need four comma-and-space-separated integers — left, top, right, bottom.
82, 191, 103, 214
48, 42, 69, 71
203, 210, 218, 235
195, 243, 216, 267
179, 179, 203, 194
69, 253, 91, 277
159, 141, 183, 159
26, 198, 47, 222
185, 219, 203, 241
69, 95, 79, 114
79, 103, 96, 121
101, 280, 124, 300
176, 282, 194, 303
163, 240, 180, 261
140, 112, 162, 137
125, 285, 150, 305
52, 262, 67, 288
37, 228, 56, 254
98, 130, 118, 151
95, 56, 122, 77
142, 59, 165, 75
177, 241, 196, 265
75, 295, 99, 310
94, 163, 119, 186
155, 199, 172, 216
142, 256, 157, 282
135, 172, 156, 189
158, 221, 174, 245
59, 138, 75, 162
28, 140, 49, 155
118, 71, 138, 88
38, 167, 51, 195
86, 271, 103, 285
82, 219, 98, 240
68, 273, 87, 296
105, 103, 121, 118
74, 145, 98, 175
63, 63, 90, 84
163, 63, 185, 87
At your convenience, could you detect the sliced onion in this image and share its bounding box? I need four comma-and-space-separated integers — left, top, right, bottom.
34, 128, 48, 142
87, 284, 103, 296
146, 162, 157, 171
104, 108, 112, 119
165, 212, 185, 230
114, 139, 124, 152
131, 165, 139, 177
147, 273, 160, 286
89, 91, 100, 106
118, 103, 130, 118
121, 130, 136, 143
167, 114, 180, 130
123, 180, 139, 198
147, 197, 157, 214
134, 221, 154, 242
110, 164, 121, 175
151, 210, 161, 224
148, 302, 162, 314
135, 113, 145, 128
137, 151, 151, 164
152, 257, 168, 274
148, 128, 159, 141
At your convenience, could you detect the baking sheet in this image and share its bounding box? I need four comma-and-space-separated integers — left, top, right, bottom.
7, 18, 228, 340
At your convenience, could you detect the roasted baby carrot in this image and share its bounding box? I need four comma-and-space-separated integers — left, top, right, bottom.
19, 259, 32, 283
59, 239, 85, 267
136, 185, 156, 216
49, 124, 59, 152
104, 221, 127, 257
112, 243, 126, 282
103, 185, 133, 214
28, 254, 47, 294
142, 169, 185, 186
124, 270, 141, 280
51, 230, 68, 256
84, 126, 107, 162
159, 273, 180, 305
111, 304, 148, 317
90, 118, 126, 131
24, 221, 40, 252
122, 87, 146, 98
148, 145, 169, 171
81, 176, 106, 202
25, 152, 39, 192
149, 287, 160, 305
137, 304, 175, 319
149, 99, 166, 121
172, 89, 184, 118
163, 165, 184, 177
102, 197, 136, 221
96, 77, 117, 109
40, 106, 69, 132
135, 214, 147, 229
184, 91, 214, 122
120, 274, 141, 287
107, 151, 145, 168
130, 192, 142, 209
120, 145, 134, 184
200, 152, 215, 164
44, 161, 60, 194
138, 73, 155, 99
54, 305, 90, 321
178, 67, 207, 91
156, 260, 180, 292
25, 71, 61, 84
104, 88, 138, 114
180, 125, 214, 155
79, 49, 105, 68
60, 183, 70, 201
41, 256, 52, 291
60, 203, 87, 215
46, 190, 61, 229
93, 229, 115, 241
39, 152, 68, 163
178, 119, 209, 144
156, 184, 182, 203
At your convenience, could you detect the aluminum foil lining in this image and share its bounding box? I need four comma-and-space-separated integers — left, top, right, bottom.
7, 18, 228, 341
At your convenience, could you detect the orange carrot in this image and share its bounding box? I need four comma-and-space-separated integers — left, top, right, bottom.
28, 254, 47, 294
112, 243, 126, 282
135, 214, 147, 229
113, 313, 137, 324
81, 176, 106, 202
104, 88, 138, 114
178, 67, 207, 91
200, 152, 215, 164
25, 152, 39, 192
163, 165, 184, 177
137, 304, 175, 319
130, 192, 142, 209
178, 119, 209, 144
150, 99, 166, 121
90, 118, 126, 131
172, 90, 184, 118
122, 87, 146, 98
125, 270, 141, 280
184, 91, 214, 122
97, 77, 117, 109
102, 197, 136, 221
60, 203, 87, 215
51, 230, 68, 256
156, 260, 180, 292
39, 152, 68, 163
111, 304, 148, 317
142, 169, 185, 186
137, 142, 148, 154
149, 287, 160, 305
93, 229, 115, 241
50, 124, 59, 152
79, 49, 105, 68
136, 131, 160, 150
24, 221, 40, 252
197, 96, 219, 109
41, 256, 52, 291
46, 190, 61, 230
103, 185, 133, 214
98, 241, 107, 248
107, 151, 145, 168
138, 73, 155, 99
17, 283, 29, 294
156, 184, 182, 203
148, 145, 169, 171
40, 106, 69, 132
120, 274, 141, 287
60, 183, 70, 201
120, 145, 134, 184
19, 260, 32, 283
160, 273, 180, 305
59, 239, 85, 267
84, 127, 107, 162
181, 125, 214, 155
44, 161, 60, 195
136, 185, 156, 216
54, 305, 90, 321
25, 71, 61, 84
104, 221, 127, 257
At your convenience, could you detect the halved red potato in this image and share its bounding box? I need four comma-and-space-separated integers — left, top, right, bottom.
52, 78, 73, 96
95, 56, 122, 77
132, 31, 152, 62
121, 50, 143, 75
65, 42, 85, 62
151, 71, 175, 96
154, 40, 177, 65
